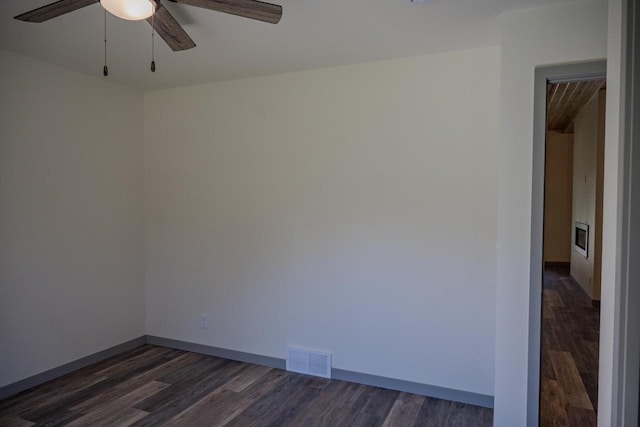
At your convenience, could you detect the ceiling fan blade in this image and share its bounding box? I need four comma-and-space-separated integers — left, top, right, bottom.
169, 0, 282, 24
147, 4, 196, 51
15, 0, 99, 23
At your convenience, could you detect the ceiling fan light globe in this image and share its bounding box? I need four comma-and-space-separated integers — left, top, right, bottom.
100, 0, 156, 21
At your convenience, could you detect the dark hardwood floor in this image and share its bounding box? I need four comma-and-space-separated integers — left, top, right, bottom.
0, 345, 493, 426
540, 264, 600, 426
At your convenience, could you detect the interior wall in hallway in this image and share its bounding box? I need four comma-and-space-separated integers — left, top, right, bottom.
571, 88, 606, 300
544, 131, 574, 264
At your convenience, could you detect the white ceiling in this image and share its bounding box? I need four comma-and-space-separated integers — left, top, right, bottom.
0, 0, 580, 91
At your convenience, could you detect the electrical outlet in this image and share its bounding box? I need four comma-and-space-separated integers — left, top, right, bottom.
200, 313, 208, 329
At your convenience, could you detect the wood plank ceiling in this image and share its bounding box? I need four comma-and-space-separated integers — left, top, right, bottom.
547, 79, 606, 133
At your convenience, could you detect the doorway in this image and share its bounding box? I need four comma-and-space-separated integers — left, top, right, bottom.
539, 78, 606, 425
526, 60, 606, 427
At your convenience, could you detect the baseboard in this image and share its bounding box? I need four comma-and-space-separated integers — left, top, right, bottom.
544, 261, 571, 268
332, 368, 494, 408
0, 336, 146, 400
146, 335, 494, 408
0, 335, 494, 409
145, 335, 285, 370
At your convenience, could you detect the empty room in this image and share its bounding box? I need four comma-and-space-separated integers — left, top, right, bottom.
0, 0, 637, 426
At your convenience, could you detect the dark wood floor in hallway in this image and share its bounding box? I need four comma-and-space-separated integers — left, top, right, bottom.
540, 264, 600, 426
0, 345, 492, 426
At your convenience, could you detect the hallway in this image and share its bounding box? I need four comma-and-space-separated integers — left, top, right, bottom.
540, 264, 600, 426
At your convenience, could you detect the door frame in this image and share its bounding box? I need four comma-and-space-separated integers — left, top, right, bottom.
528, 60, 606, 427
615, 0, 640, 424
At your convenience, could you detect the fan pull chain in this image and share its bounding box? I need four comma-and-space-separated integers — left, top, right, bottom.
103, 9, 108, 77
150, 12, 156, 72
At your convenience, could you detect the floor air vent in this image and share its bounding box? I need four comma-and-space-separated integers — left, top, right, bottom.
286, 346, 332, 379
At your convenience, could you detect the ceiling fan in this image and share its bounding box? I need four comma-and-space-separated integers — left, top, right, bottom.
14, 0, 283, 52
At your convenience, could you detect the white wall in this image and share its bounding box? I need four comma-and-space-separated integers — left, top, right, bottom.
0, 49, 145, 387
144, 47, 500, 396
571, 93, 599, 297
495, 1, 607, 425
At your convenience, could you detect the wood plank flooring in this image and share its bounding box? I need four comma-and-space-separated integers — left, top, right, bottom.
540, 264, 600, 426
0, 345, 493, 426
